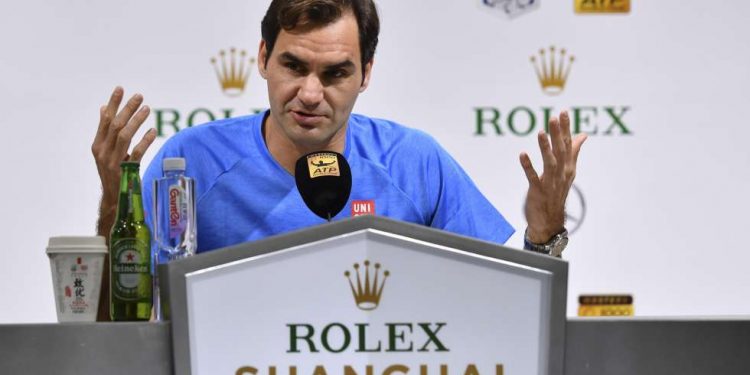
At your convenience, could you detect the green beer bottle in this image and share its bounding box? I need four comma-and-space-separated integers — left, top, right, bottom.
110, 161, 152, 321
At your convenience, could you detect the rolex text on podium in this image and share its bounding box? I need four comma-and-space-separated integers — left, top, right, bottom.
235, 322, 506, 375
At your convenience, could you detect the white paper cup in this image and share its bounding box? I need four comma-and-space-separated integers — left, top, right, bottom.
46, 236, 107, 322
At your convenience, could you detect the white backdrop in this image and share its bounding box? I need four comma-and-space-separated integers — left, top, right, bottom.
1, 0, 749, 322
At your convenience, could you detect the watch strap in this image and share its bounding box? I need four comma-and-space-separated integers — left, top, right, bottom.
523, 228, 568, 257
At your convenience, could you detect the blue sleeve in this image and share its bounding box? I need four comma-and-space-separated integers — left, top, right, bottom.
418, 137, 515, 244
141, 124, 219, 235
386, 128, 515, 245
428, 142, 515, 244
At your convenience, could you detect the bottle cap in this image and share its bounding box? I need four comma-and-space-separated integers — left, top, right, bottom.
163, 157, 186, 171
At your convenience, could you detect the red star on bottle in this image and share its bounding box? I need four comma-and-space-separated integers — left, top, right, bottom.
126, 253, 135, 262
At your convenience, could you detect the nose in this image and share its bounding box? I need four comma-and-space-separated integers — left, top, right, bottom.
297, 74, 324, 109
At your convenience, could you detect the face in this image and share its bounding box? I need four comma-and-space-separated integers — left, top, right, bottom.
258, 11, 373, 155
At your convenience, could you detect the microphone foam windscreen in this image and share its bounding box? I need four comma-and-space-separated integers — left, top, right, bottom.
294, 151, 352, 221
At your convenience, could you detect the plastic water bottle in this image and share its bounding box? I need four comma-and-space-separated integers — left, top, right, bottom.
152, 157, 196, 320
153, 157, 196, 260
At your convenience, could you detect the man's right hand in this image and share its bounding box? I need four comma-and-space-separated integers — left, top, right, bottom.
91, 86, 156, 237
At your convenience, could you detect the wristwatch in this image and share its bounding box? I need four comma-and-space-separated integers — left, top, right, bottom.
524, 228, 568, 258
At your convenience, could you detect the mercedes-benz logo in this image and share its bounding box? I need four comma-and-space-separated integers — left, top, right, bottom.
565, 184, 586, 235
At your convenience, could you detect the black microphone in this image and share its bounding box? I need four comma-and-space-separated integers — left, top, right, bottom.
294, 151, 352, 221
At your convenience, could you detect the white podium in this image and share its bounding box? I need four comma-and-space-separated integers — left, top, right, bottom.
161, 216, 568, 375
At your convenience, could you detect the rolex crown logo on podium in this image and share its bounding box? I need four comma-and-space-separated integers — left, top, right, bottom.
345, 260, 389, 311
530, 46, 575, 96
211, 48, 255, 97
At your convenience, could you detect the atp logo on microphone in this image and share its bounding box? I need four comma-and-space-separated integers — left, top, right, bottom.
306, 152, 340, 178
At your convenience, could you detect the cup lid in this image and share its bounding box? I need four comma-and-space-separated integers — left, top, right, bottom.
46, 236, 108, 254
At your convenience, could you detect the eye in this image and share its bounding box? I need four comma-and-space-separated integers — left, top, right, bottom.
325, 69, 349, 80
285, 62, 304, 74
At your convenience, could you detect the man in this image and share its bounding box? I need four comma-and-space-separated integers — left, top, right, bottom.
92, 0, 585, 318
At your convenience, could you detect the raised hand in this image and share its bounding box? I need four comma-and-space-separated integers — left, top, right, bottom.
519, 111, 587, 244
91, 86, 156, 235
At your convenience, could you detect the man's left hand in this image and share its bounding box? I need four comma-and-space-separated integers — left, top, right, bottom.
520, 111, 587, 243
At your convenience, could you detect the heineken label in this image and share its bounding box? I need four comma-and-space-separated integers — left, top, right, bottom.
112, 238, 150, 301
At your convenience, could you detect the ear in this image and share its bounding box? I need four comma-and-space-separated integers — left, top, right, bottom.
258, 40, 269, 79
359, 59, 374, 93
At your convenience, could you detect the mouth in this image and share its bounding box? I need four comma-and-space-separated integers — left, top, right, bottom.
290, 110, 325, 128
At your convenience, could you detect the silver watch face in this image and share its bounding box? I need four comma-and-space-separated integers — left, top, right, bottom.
550, 232, 569, 257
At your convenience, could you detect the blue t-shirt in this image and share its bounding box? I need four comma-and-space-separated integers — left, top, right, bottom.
142, 112, 514, 253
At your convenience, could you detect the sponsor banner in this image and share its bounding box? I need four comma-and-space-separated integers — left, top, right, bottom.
153, 47, 266, 137
473, 45, 632, 137
4, 0, 750, 323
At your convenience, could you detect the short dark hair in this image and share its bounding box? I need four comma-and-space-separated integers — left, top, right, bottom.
261, 0, 380, 75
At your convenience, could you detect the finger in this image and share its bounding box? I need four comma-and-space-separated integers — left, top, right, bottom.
538, 129, 557, 175
129, 128, 157, 162
113, 105, 151, 157
560, 110, 572, 157
107, 93, 143, 146
519, 152, 540, 186
93, 105, 108, 146
549, 115, 566, 164
104, 86, 124, 121
572, 133, 588, 163
96, 87, 124, 145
